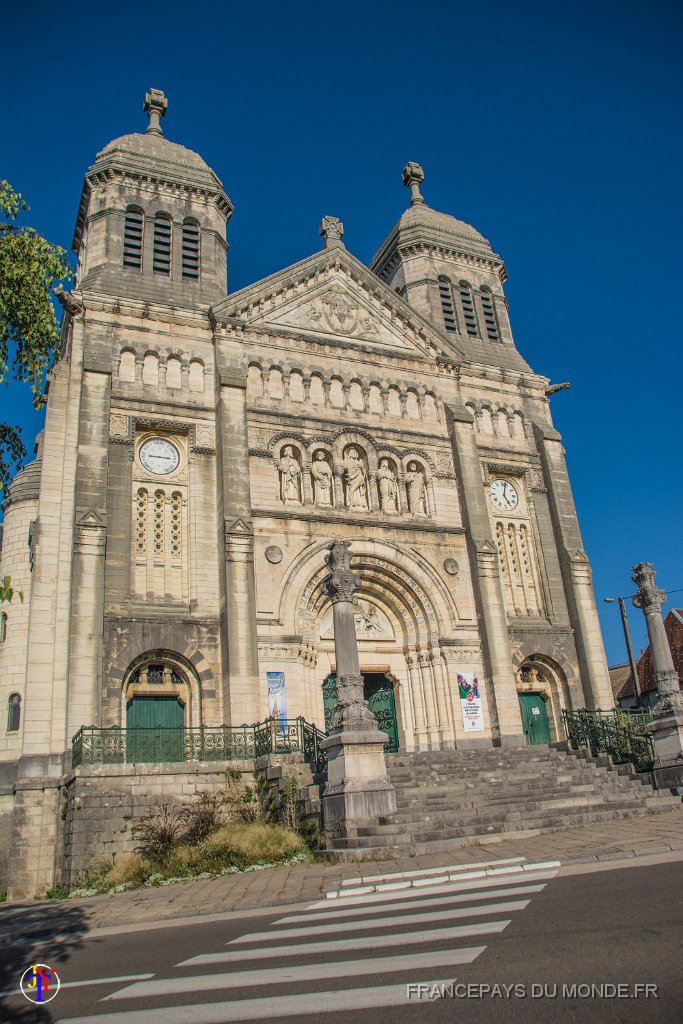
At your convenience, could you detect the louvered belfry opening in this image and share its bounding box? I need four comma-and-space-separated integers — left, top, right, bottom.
123, 207, 144, 268
437, 277, 458, 333
153, 213, 172, 275
481, 288, 500, 341
459, 281, 479, 336
182, 219, 200, 279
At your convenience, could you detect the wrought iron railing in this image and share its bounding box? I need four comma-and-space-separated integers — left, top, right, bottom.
562, 709, 655, 772
71, 716, 328, 775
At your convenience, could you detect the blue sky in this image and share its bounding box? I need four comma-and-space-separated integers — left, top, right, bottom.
2, 0, 681, 667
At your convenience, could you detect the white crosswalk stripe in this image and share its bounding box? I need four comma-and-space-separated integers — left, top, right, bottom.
57, 858, 560, 1024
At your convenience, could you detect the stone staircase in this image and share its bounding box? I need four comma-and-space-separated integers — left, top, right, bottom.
322, 744, 681, 859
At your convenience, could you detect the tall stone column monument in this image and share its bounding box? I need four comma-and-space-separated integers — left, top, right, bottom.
321, 541, 396, 839
631, 562, 683, 772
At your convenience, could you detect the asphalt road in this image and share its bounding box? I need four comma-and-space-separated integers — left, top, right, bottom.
1, 858, 681, 1024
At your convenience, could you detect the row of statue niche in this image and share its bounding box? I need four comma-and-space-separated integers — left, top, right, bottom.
278, 445, 428, 514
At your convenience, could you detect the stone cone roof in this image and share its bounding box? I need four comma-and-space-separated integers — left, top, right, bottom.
94, 132, 223, 190
5, 458, 42, 507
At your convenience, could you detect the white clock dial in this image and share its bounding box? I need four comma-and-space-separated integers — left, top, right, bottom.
490, 479, 519, 511
139, 438, 180, 476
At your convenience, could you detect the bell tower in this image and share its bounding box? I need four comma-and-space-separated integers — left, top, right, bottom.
71, 89, 233, 307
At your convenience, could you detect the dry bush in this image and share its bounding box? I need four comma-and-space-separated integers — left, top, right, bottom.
103, 853, 149, 888
198, 822, 304, 871
131, 803, 186, 864
179, 793, 226, 844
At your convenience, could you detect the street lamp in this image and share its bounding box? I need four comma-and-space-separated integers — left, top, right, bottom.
604, 596, 641, 706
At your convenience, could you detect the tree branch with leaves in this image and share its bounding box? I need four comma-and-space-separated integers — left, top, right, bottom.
0, 180, 73, 492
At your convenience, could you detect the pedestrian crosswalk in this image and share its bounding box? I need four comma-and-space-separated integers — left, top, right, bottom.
57, 856, 560, 1024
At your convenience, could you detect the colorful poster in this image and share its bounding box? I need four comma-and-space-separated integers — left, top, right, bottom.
266, 671, 287, 724
457, 672, 485, 732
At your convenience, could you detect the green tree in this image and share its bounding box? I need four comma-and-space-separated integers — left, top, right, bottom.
0, 575, 22, 603
0, 180, 72, 492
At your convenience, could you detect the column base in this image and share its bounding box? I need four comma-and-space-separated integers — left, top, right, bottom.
321, 729, 396, 831
649, 712, 683, 767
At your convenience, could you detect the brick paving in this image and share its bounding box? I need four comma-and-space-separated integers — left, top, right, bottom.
6, 808, 682, 931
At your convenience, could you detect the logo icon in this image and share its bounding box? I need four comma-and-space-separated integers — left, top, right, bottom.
20, 964, 61, 1003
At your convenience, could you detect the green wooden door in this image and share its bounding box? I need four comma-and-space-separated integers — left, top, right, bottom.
518, 693, 551, 745
126, 696, 184, 763
322, 673, 399, 752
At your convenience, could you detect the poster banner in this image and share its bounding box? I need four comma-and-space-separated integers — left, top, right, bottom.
457, 672, 485, 732
266, 671, 287, 724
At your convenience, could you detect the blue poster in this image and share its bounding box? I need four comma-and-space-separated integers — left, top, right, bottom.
267, 671, 287, 724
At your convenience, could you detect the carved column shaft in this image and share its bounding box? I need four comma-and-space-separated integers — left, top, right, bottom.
632, 562, 682, 716
326, 541, 376, 733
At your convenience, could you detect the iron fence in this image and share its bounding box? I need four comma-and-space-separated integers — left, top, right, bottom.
562, 708, 655, 772
71, 716, 328, 776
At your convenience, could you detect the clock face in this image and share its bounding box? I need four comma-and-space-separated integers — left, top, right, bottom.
490, 479, 519, 512
139, 438, 180, 475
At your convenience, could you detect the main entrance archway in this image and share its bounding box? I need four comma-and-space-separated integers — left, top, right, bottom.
322, 673, 399, 752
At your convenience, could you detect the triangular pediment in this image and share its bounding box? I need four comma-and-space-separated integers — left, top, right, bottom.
212, 247, 464, 362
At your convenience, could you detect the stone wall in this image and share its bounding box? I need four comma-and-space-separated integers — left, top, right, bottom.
61, 759, 254, 888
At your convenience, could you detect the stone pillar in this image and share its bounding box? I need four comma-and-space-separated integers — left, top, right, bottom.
631, 562, 683, 769
321, 541, 396, 837
446, 405, 525, 745
533, 422, 613, 710
215, 363, 260, 724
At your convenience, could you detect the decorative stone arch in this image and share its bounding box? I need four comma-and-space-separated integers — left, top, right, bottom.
107, 638, 215, 728
276, 539, 458, 645
513, 652, 573, 743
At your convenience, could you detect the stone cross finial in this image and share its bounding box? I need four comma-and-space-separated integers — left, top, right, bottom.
402, 162, 425, 206
143, 89, 168, 136
320, 216, 345, 249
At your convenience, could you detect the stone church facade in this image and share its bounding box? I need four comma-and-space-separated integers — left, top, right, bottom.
0, 91, 613, 894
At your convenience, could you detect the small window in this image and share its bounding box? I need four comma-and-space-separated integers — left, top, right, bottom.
7, 692, 21, 732
480, 288, 500, 342
153, 213, 172, 275
182, 220, 200, 280
437, 277, 458, 333
0, 612, 7, 643
459, 282, 479, 336
123, 207, 144, 269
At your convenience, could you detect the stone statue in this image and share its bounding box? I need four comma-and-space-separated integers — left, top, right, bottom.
278, 446, 301, 503
377, 458, 398, 512
310, 451, 333, 506
406, 462, 427, 514
343, 447, 368, 509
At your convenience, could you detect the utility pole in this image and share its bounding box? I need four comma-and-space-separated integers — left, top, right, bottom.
604, 596, 641, 706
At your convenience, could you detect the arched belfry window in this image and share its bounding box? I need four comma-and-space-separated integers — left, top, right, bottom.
0, 611, 7, 643
458, 281, 479, 336
181, 219, 200, 280
153, 213, 172, 275
7, 693, 21, 732
480, 287, 500, 341
123, 206, 144, 269
437, 277, 458, 333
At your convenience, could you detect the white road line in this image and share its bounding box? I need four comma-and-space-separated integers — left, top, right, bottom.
106, 946, 485, 1000
0, 974, 155, 998
58, 979, 461, 1024
178, 919, 510, 966
306, 868, 558, 909
328, 860, 560, 898
278, 882, 547, 924
231, 899, 529, 942
340, 856, 526, 886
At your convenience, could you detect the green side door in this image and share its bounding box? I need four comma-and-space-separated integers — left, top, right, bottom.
518, 693, 551, 746
126, 696, 184, 763
322, 673, 399, 753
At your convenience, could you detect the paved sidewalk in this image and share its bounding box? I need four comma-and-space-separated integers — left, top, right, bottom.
5, 808, 682, 933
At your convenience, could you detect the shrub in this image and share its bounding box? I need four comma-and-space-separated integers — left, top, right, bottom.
103, 853, 150, 888
131, 804, 186, 864
179, 792, 226, 845
198, 822, 304, 872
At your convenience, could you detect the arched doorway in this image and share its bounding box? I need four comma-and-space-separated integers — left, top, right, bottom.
516, 659, 568, 745
124, 660, 191, 763
322, 673, 399, 752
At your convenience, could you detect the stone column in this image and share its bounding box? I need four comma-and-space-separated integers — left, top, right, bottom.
215, 363, 260, 724
321, 541, 396, 837
631, 562, 683, 770
446, 405, 525, 745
